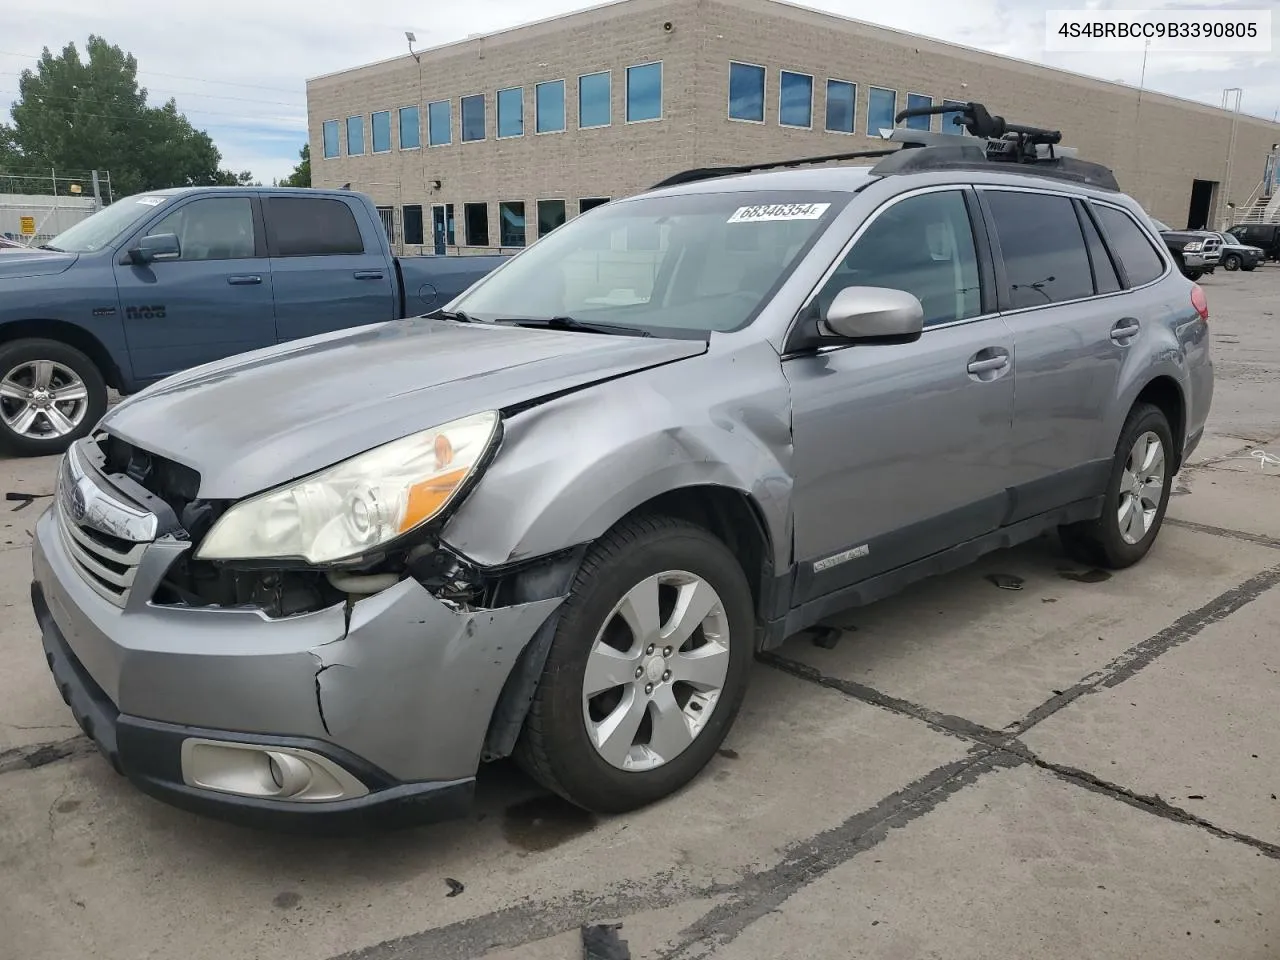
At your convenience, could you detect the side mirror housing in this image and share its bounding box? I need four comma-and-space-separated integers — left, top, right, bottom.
821, 286, 924, 343
129, 232, 181, 265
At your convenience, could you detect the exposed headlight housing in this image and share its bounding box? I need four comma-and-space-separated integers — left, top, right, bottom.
195, 411, 499, 565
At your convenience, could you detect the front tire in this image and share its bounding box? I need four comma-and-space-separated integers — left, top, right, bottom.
1223, 253, 1241, 271
0, 339, 107, 457
1059, 402, 1174, 569
515, 515, 754, 814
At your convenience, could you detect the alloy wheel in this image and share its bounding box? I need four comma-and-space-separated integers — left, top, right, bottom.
1117, 430, 1166, 545
581, 570, 731, 772
0, 360, 90, 439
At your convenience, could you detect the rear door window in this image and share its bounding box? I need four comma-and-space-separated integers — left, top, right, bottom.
1092, 204, 1166, 287
265, 196, 365, 256
983, 190, 1094, 308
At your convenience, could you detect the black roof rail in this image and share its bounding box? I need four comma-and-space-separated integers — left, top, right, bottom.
650, 148, 897, 189
647, 102, 1119, 193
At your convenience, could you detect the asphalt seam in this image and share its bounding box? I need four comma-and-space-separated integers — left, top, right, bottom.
1165, 517, 1280, 551
0, 734, 93, 776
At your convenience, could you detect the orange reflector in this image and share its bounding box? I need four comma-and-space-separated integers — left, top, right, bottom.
401, 468, 469, 532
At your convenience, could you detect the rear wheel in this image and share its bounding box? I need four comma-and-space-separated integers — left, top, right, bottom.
1223, 253, 1242, 271
0, 339, 107, 457
1059, 402, 1174, 570
515, 515, 754, 814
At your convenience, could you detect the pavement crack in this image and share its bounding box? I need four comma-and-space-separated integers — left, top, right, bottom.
1031, 753, 1280, 860
0, 735, 93, 777
759, 652, 1010, 746
1165, 518, 1280, 551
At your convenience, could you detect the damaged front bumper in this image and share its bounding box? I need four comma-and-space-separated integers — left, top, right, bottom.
31, 504, 563, 831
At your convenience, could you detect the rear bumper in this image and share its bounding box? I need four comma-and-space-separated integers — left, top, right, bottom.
35, 579, 475, 834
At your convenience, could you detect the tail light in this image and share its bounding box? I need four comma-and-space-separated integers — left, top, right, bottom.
1191, 284, 1209, 322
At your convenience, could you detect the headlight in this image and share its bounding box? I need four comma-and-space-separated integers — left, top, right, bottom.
196, 411, 499, 564
1185, 241, 1202, 252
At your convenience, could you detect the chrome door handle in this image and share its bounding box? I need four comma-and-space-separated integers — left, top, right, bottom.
967, 356, 1009, 374
227, 275, 262, 285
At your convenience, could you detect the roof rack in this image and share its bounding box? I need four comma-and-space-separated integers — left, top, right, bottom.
648, 102, 1120, 193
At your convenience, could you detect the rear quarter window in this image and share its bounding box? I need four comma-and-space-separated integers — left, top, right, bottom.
1093, 204, 1166, 286
266, 196, 365, 256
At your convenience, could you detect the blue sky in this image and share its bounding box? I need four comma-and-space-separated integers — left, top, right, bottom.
2, 0, 1277, 185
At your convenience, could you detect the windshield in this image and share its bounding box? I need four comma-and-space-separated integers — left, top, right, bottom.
451, 190, 849, 336
43, 193, 170, 253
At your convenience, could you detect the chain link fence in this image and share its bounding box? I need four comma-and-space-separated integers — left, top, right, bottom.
0, 170, 112, 246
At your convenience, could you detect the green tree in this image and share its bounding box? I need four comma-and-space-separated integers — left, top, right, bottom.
0, 36, 254, 196
279, 143, 310, 188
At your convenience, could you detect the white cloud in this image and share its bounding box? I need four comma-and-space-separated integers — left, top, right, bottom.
2, 0, 1276, 184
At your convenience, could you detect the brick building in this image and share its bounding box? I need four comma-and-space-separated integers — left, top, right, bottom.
305, 0, 1280, 255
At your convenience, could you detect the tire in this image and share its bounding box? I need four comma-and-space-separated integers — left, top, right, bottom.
1059, 402, 1174, 570
0, 339, 107, 458
1223, 254, 1241, 271
514, 514, 754, 814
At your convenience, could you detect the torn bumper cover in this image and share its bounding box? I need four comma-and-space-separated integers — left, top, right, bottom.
31, 506, 563, 830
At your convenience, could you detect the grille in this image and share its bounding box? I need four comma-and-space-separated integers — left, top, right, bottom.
56, 503, 148, 607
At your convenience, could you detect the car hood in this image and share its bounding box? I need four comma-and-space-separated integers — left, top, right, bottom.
100, 317, 708, 499
0, 249, 80, 278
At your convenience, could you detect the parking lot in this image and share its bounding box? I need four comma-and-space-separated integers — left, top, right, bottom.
1, 266, 1278, 960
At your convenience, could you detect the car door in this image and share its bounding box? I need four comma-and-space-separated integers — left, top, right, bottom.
974, 187, 1135, 520
785, 186, 1015, 605
263, 194, 398, 343
113, 194, 276, 383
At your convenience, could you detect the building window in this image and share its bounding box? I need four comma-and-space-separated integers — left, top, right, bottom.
728, 62, 765, 122
398, 106, 420, 149
537, 199, 566, 236
626, 61, 662, 122
428, 100, 452, 146
461, 94, 486, 142
905, 93, 933, 131
866, 87, 896, 137
371, 111, 391, 153
579, 197, 610, 213
941, 99, 969, 135
779, 70, 813, 128
497, 87, 524, 138
499, 201, 526, 247
346, 115, 365, 155
464, 202, 489, 246
322, 120, 340, 158
536, 80, 566, 134
825, 79, 856, 133
403, 204, 424, 246
579, 71, 611, 128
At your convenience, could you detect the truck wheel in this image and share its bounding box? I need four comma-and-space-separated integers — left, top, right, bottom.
1059, 402, 1174, 570
515, 515, 753, 814
0, 339, 107, 458
1223, 253, 1241, 271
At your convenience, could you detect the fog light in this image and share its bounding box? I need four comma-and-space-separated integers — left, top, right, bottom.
180, 739, 370, 803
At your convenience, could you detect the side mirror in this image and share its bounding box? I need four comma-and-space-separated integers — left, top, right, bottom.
822, 286, 924, 342
130, 233, 181, 265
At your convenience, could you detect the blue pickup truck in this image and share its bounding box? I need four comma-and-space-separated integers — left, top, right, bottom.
0, 187, 508, 456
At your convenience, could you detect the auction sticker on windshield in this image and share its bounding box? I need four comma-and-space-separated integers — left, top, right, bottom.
136, 197, 165, 206
727, 202, 830, 223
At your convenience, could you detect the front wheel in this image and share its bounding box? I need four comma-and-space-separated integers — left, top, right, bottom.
515, 515, 754, 814
1059, 402, 1174, 569
0, 339, 107, 457
1223, 253, 1241, 271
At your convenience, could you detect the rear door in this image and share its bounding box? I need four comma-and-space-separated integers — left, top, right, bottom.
113, 193, 276, 383
978, 187, 1137, 520
263, 194, 398, 343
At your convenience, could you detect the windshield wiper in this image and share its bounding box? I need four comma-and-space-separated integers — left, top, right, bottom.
427, 308, 478, 323
493, 315, 652, 337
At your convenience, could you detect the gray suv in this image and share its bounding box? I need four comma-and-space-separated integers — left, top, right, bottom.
31, 104, 1213, 829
